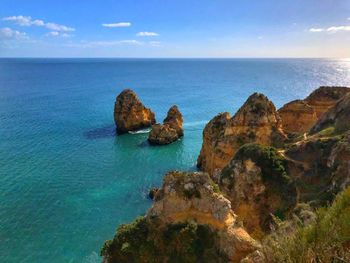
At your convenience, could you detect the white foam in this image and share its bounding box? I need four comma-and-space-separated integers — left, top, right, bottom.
128, 128, 151, 134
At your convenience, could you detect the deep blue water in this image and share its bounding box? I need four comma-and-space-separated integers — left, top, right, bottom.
0, 58, 350, 262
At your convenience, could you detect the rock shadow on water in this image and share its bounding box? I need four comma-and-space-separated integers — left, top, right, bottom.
84, 125, 116, 140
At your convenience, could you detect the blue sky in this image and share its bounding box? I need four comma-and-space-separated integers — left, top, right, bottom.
0, 0, 349, 57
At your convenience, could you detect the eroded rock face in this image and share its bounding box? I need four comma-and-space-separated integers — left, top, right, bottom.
278, 86, 350, 134
219, 144, 297, 238
304, 86, 350, 118
278, 100, 318, 133
114, 89, 156, 134
197, 93, 286, 175
148, 105, 183, 145
310, 93, 350, 135
102, 171, 260, 263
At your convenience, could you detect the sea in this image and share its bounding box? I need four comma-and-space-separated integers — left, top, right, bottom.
1, 58, 350, 262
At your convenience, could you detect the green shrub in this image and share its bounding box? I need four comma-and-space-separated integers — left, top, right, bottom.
264, 187, 350, 263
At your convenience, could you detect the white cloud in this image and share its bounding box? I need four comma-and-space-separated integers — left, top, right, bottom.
137, 31, 159, 37
102, 22, 131, 28
309, 25, 350, 33
0, 27, 27, 40
3, 15, 75, 32
309, 28, 324, 32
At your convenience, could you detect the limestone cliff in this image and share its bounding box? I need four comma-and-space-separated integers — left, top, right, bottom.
148, 105, 184, 145
219, 144, 297, 238
197, 93, 286, 175
114, 89, 156, 134
277, 100, 317, 133
278, 86, 350, 134
101, 171, 260, 263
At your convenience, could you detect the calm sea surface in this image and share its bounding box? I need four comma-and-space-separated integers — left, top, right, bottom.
1, 58, 350, 262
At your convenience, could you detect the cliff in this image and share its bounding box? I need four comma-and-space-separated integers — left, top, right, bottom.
278, 86, 350, 134
197, 93, 286, 175
102, 171, 260, 263
114, 89, 156, 134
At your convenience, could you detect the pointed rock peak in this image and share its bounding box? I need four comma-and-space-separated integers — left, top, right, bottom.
232, 92, 280, 125
164, 105, 183, 123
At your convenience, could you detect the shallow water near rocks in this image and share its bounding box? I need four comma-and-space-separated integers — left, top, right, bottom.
1, 58, 350, 262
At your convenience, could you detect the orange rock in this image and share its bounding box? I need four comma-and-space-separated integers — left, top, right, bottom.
114, 89, 156, 134
197, 93, 286, 175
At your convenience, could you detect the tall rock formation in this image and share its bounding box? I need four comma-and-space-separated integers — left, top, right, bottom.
197, 93, 286, 175
278, 86, 350, 134
148, 105, 184, 145
114, 89, 156, 134
101, 171, 260, 263
219, 144, 297, 238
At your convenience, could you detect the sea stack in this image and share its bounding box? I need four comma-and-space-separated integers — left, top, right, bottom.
148, 105, 184, 145
197, 93, 286, 175
114, 89, 156, 134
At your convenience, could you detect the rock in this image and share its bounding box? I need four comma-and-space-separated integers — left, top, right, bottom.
285, 132, 350, 204
278, 100, 317, 133
197, 93, 286, 175
310, 93, 350, 135
304, 86, 350, 118
148, 105, 184, 145
148, 187, 159, 200
219, 144, 297, 237
278, 86, 350, 135
114, 89, 156, 134
102, 171, 260, 263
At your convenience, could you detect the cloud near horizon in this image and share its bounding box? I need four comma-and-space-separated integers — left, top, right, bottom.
136, 31, 159, 36
309, 25, 350, 33
102, 22, 131, 28
3, 15, 75, 32
0, 27, 28, 40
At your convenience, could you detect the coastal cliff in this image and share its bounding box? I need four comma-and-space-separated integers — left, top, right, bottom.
102, 172, 260, 263
114, 89, 156, 134
197, 93, 286, 175
278, 86, 350, 134
104, 86, 350, 263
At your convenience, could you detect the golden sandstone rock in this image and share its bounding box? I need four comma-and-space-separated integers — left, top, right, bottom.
148, 105, 184, 145
114, 89, 156, 134
197, 93, 286, 175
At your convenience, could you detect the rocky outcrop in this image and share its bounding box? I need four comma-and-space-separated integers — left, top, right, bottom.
102, 171, 260, 263
148, 105, 183, 145
197, 93, 286, 175
114, 89, 156, 134
278, 86, 350, 134
219, 144, 297, 238
304, 86, 350, 118
310, 93, 350, 135
278, 100, 317, 133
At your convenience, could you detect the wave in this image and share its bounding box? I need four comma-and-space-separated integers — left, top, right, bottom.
128, 128, 151, 134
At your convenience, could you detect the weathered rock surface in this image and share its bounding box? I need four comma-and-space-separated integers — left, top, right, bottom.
148, 105, 183, 145
278, 86, 350, 135
197, 93, 286, 175
304, 86, 350, 118
102, 171, 260, 263
278, 100, 318, 133
219, 144, 297, 238
310, 93, 350, 135
114, 89, 156, 134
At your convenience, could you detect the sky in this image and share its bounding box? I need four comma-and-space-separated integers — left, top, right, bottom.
0, 0, 349, 58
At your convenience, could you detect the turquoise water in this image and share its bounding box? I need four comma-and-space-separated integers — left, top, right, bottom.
1, 58, 350, 262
